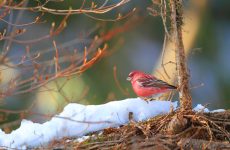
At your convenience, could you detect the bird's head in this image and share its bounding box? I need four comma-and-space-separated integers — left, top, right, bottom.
127, 70, 145, 81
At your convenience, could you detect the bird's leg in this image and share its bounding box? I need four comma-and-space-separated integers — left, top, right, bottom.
140, 94, 163, 102
149, 93, 163, 101
149, 97, 157, 101
140, 97, 149, 103
140, 96, 159, 102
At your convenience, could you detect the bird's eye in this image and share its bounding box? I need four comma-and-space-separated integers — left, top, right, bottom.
128, 72, 134, 77
127, 72, 135, 81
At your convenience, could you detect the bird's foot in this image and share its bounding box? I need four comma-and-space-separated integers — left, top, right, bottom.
140, 95, 163, 102
150, 94, 164, 101
149, 97, 158, 101
140, 97, 150, 103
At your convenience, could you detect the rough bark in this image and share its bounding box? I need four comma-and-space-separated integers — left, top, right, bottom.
170, 0, 192, 111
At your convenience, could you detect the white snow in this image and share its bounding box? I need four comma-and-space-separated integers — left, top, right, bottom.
193, 104, 209, 112
0, 98, 177, 149
211, 109, 225, 113
0, 98, 224, 149
193, 104, 225, 113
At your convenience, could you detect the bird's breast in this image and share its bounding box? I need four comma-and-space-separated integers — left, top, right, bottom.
132, 82, 168, 97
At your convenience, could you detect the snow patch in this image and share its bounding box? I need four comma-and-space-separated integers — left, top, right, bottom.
0, 98, 225, 149
193, 104, 225, 113
0, 98, 177, 149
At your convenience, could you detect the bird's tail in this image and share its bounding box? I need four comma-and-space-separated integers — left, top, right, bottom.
168, 84, 177, 89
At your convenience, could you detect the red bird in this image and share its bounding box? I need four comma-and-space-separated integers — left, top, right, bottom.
127, 70, 176, 100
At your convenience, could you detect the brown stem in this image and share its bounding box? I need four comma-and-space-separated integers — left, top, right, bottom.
170, 0, 192, 110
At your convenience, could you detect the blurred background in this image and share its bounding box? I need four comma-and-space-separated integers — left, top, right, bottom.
0, 0, 230, 130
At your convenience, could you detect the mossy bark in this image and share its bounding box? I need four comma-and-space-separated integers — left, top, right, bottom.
169, 0, 192, 111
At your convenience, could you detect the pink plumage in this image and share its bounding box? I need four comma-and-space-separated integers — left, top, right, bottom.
127, 70, 176, 99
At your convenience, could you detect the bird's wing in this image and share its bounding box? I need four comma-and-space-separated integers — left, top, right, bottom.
136, 77, 176, 89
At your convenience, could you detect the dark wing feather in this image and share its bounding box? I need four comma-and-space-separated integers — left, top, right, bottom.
137, 77, 176, 89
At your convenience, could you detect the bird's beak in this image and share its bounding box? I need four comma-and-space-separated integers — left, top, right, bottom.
127, 77, 131, 81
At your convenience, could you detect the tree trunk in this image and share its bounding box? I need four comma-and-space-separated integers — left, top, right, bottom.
169, 0, 192, 111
